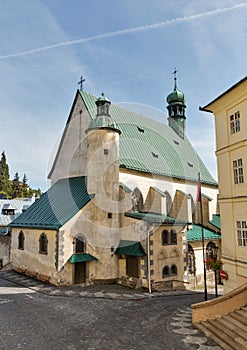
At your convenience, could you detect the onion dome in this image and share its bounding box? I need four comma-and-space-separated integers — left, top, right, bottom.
166, 80, 186, 105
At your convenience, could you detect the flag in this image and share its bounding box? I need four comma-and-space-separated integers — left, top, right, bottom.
196, 173, 201, 202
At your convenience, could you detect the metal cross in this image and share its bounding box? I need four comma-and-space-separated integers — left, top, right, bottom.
173, 67, 178, 81
78, 76, 85, 91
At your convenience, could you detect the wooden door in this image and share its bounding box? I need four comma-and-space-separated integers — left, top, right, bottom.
74, 262, 86, 284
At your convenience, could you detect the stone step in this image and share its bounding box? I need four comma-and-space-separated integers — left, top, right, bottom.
216, 317, 247, 341
230, 310, 247, 326
194, 304, 247, 350
222, 315, 247, 338
195, 322, 237, 350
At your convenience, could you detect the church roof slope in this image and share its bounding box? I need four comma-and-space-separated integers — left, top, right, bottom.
10, 177, 92, 230
80, 91, 217, 186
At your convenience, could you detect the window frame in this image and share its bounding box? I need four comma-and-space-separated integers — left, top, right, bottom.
230, 111, 240, 134
39, 233, 48, 255
237, 220, 247, 247
162, 229, 177, 246
18, 231, 25, 250
233, 158, 244, 184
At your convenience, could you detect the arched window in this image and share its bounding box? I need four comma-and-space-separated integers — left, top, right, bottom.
162, 230, 169, 245
170, 229, 177, 244
18, 231, 25, 250
188, 244, 196, 276
39, 233, 48, 254
170, 264, 177, 276
131, 188, 144, 211
162, 265, 169, 277
206, 241, 216, 260
74, 236, 86, 253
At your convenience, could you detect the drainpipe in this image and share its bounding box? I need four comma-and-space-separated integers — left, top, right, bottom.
147, 223, 154, 294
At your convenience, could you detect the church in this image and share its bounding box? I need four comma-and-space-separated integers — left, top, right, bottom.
9, 77, 219, 290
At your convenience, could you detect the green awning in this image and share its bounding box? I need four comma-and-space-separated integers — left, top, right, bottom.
69, 253, 98, 263
115, 240, 146, 257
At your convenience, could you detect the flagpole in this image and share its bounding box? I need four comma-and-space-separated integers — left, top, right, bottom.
198, 172, 208, 301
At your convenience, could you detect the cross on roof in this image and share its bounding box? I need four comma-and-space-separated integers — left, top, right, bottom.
173, 67, 178, 81
78, 76, 86, 91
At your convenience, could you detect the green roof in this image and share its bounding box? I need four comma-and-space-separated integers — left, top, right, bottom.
188, 224, 221, 242
210, 214, 221, 229
68, 253, 98, 263
125, 211, 187, 225
80, 91, 217, 186
115, 240, 146, 257
10, 177, 92, 230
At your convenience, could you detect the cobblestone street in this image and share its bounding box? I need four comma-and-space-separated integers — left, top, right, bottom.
0, 271, 222, 350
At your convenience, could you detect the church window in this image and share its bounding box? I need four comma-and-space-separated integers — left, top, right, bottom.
237, 220, 247, 247
170, 264, 178, 276
104, 149, 109, 155
39, 233, 48, 254
233, 158, 244, 184
108, 213, 112, 219
162, 229, 177, 245
162, 230, 169, 245
170, 230, 177, 244
75, 236, 86, 253
230, 111, 240, 134
162, 265, 169, 277
18, 231, 25, 250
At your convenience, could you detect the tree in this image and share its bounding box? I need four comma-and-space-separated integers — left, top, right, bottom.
12, 172, 22, 198
22, 173, 29, 197
0, 151, 10, 196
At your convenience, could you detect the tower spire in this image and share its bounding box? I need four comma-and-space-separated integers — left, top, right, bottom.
166, 69, 186, 139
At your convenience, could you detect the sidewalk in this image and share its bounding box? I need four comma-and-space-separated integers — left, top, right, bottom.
0, 270, 205, 300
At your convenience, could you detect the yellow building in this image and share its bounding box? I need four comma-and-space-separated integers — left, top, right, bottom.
201, 76, 247, 292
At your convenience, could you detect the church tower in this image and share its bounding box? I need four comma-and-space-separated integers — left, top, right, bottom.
86, 93, 121, 214
166, 71, 186, 139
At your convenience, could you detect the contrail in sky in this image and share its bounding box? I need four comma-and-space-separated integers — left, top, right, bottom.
0, 3, 246, 60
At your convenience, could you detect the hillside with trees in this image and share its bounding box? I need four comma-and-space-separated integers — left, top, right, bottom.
0, 151, 42, 199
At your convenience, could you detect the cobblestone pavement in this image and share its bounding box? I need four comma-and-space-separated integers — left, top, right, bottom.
0, 270, 223, 349
0, 270, 199, 300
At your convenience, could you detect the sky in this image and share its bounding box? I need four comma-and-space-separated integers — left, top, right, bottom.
0, 0, 246, 191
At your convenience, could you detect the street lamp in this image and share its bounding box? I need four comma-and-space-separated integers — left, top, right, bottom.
212, 245, 219, 298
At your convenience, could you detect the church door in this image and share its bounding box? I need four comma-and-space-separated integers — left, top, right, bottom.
74, 262, 86, 284
126, 256, 139, 278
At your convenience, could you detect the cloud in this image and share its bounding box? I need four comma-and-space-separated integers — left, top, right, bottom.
0, 3, 245, 60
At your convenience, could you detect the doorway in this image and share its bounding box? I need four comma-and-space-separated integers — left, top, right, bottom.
74, 262, 86, 284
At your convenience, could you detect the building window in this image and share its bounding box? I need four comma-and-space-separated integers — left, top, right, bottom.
75, 236, 86, 253
237, 221, 247, 247
230, 111, 240, 134
162, 230, 169, 245
233, 158, 244, 184
170, 264, 178, 276
18, 231, 25, 250
170, 230, 177, 244
162, 265, 169, 277
39, 233, 48, 254
162, 229, 177, 245
104, 149, 109, 155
